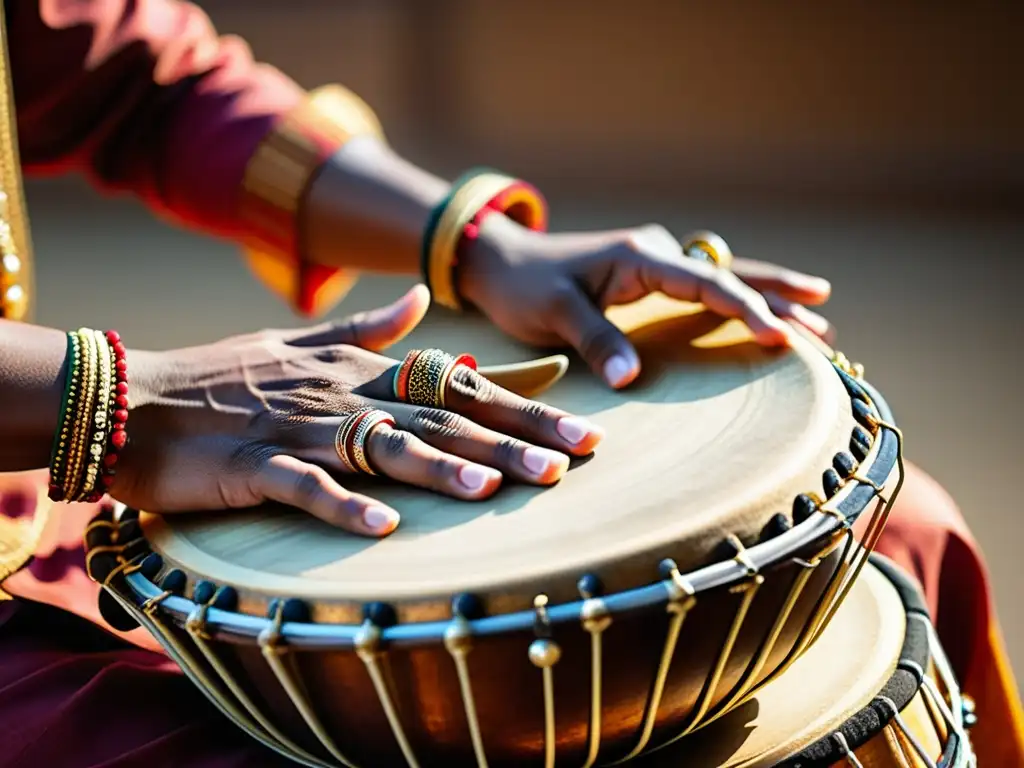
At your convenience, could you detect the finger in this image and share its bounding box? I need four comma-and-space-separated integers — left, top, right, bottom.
364, 424, 504, 500
387, 402, 570, 485
284, 284, 430, 350
546, 283, 641, 389
442, 362, 605, 455
763, 292, 836, 343
254, 453, 400, 537
731, 258, 832, 305
638, 252, 793, 347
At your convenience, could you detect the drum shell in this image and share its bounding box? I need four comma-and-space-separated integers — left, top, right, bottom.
160, 537, 843, 767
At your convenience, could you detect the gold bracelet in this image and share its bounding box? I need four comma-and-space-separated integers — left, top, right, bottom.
63, 329, 97, 501
79, 329, 112, 499
425, 171, 548, 311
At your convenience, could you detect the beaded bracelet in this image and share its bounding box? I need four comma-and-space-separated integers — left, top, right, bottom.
48, 329, 128, 503
421, 169, 548, 311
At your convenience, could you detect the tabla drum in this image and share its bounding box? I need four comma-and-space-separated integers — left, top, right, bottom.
85, 296, 906, 767
635, 555, 976, 768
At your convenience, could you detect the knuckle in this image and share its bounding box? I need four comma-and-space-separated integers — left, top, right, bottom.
314, 346, 349, 365
545, 282, 581, 316
448, 365, 498, 406
493, 438, 522, 467
409, 408, 469, 440
516, 399, 551, 431
378, 428, 414, 459
426, 456, 455, 485
577, 324, 623, 365
293, 467, 328, 505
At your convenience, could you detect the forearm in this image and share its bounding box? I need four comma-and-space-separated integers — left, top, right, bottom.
301, 137, 450, 275
0, 320, 68, 471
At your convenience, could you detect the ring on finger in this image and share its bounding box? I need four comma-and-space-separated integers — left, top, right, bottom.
335, 407, 396, 475
681, 230, 734, 271
395, 348, 477, 408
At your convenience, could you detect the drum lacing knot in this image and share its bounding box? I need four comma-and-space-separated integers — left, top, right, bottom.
528, 595, 561, 669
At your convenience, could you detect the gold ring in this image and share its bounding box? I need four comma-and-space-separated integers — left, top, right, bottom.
681, 230, 734, 271
349, 409, 395, 475
334, 406, 375, 472
405, 349, 454, 407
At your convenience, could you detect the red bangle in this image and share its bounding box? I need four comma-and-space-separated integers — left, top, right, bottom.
87, 330, 128, 501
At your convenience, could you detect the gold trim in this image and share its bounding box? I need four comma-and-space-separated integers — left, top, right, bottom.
0, 1, 35, 323
240, 84, 385, 316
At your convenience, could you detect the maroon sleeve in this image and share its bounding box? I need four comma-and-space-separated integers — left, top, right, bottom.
7, 0, 306, 241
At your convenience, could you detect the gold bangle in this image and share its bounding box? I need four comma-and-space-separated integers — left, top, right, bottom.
64, 330, 97, 500
79, 330, 112, 499
49, 333, 82, 493
427, 173, 548, 311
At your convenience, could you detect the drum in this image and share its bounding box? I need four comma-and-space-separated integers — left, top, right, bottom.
637, 555, 976, 767
85, 296, 905, 767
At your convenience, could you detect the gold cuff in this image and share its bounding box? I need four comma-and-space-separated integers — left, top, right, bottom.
240, 84, 385, 317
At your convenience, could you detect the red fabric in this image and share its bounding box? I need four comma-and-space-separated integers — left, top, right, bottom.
7, 0, 304, 241
0, 462, 1020, 766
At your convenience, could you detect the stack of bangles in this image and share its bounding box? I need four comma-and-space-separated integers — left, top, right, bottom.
419, 168, 734, 309
48, 329, 129, 503
334, 349, 477, 475
420, 168, 549, 310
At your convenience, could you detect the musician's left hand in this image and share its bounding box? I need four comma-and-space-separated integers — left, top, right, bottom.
458, 215, 833, 390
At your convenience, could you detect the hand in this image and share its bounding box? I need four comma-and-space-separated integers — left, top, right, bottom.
458, 216, 834, 389
116, 286, 604, 537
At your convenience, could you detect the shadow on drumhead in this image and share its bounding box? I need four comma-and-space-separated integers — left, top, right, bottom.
630, 699, 762, 767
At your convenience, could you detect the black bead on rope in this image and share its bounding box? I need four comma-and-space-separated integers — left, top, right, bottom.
823, 468, 844, 498
159, 569, 188, 594
98, 589, 140, 633
86, 553, 118, 584
451, 592, 484, 620
363, 601, 397, 628
267, 598, 312, 624
852, 400, 875, 431
832, 452, 858, 479
850, 427, 872, 461
118, 507, 140, 523
139, 553, 164, 580
760, 513, 792, 541
84, 524, 112, 550
192, 580, 218, 606
577, 573, 604, 599
792, 494, 819, 524
211, 586, 239, 612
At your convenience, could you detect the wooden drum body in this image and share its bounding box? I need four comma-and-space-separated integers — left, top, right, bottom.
644, 556, 976, 767
86, 299, 906, 767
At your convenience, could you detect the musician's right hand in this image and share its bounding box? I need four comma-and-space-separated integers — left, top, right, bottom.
115, 285, 604, 538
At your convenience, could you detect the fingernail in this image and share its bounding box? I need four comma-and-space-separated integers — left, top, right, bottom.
364, 506, 399, 533
458, 463, 501, 493
523, 446, 570, 480
556, 416, 605, 446
802, 276, 832, 295
603, 354, 637, 388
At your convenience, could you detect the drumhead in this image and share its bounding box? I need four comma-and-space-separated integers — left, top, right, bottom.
140, 296, 860, 615
636, 561, 907, 767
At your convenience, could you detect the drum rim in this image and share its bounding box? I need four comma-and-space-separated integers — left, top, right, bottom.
102, 365, 902, 648
777, 552, 972, 768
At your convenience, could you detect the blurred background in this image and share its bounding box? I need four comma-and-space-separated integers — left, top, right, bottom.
24, 0, 1023, 675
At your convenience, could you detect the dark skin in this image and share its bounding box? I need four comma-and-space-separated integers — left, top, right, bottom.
0, 140, 834, 538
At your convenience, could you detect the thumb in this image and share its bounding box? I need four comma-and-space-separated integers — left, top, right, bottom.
548, 286, 641, 389
285, 284, 430, 351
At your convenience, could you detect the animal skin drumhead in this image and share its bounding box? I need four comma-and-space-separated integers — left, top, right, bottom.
140, 296, 859, 617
